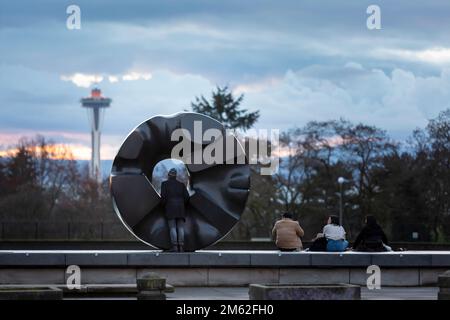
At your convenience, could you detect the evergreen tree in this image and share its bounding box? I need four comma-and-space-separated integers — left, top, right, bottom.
191, 86, 260, 131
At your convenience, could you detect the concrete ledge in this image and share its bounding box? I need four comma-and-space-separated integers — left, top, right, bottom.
137, 268, 208, 286
311, 253, 371, 267
128, 252, 189, 266
66, 253, 128, 266
350, 268, 420, 286
208, 268, 277, 286
420, 269, 449, 286
0, 253, 66, 266
1, 250, 447, 268
0, 269, 65, 284
372, 253, 432, 267
0, 250, 449, 287
64, 268, 136, 284
190, 252, 251, 266
0, 267, 447, 287
280, 268, 350, 285
250, 252, 310, 266
432, 254, 450, 267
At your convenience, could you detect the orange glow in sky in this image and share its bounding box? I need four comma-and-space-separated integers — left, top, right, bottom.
0, 143, 116, 161
0, 131, 118, 161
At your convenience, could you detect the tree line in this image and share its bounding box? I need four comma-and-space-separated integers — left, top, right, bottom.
193, 87, 450, 243
0, 136, 113, 224
0, 87, 449, 243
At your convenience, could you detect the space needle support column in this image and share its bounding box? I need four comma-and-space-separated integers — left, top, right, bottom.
91, 106, 101, 181
80, 88, 111, 183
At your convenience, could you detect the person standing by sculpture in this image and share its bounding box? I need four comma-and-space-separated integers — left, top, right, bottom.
160, 168, 190, 252
272, 212, 305, 251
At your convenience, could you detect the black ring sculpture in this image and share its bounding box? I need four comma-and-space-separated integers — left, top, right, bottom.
110, 112, 250, 251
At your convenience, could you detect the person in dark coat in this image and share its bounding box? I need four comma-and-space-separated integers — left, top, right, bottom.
353, 215, 390, 252
160, 168, 190, 252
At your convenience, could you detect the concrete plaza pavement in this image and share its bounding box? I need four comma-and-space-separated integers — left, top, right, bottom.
64, 286, 439, 300
168, 286, 439, 300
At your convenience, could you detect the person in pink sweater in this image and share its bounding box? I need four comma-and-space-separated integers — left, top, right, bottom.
272, 212, 305, 251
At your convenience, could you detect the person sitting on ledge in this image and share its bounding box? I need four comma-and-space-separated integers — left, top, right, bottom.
352, 215, 392, 252
324, 215, 349, 252
160, 168, 190, 252
272, 212, 305, 251
310, 215, 348, 252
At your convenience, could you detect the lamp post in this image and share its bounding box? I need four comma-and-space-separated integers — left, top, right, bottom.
338, 177, 345, 225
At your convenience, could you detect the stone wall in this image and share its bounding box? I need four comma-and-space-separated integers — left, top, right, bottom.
0, 267, 448, 287
0, 220, 134, 241
1, 251, 449, 286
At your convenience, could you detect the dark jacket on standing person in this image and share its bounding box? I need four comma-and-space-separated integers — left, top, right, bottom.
160, 176, 190, 220
353, 216, 388, 252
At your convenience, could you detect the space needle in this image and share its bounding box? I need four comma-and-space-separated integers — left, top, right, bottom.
81, 88, 111, 182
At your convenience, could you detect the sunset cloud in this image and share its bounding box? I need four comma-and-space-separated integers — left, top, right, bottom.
60, 73, 103, 88
376, 47, 450, 65
122, 72, 152, 81
61, 71, 153, 87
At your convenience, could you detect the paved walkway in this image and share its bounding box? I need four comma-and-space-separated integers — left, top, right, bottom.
165, 287, 439, 300
66, 287, 439, 300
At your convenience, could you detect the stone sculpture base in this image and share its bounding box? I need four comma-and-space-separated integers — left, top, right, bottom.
136, 272, 167, 300
438, 270, 450, 300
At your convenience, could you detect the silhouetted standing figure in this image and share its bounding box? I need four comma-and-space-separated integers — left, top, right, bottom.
160, 168, 190, 252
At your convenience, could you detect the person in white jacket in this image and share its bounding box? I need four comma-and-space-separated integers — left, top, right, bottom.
322, 215, 348, 252
310, 215, 348, 252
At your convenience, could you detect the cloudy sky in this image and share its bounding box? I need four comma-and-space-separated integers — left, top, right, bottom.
1, 0, 450, 159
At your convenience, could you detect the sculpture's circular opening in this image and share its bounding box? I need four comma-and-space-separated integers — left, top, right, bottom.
110, 112, 250, 251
